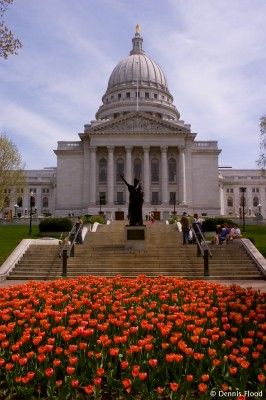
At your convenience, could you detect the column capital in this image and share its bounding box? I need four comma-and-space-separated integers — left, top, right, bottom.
107, 146, 114, 152
143, 146, 150, 153
90, 145, 97, 152
125, 146, 133, 152
161, 145, 168, 152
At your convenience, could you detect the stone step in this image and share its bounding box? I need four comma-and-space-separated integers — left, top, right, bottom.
8, 221, 264, 281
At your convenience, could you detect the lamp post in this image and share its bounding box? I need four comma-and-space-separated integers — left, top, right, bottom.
240, 187, 246, 232
29, 192, 34, 235
171, 193, 176, 215
14, 204, 18, 218
258, 203, 262, 216
99, 195, 104, 215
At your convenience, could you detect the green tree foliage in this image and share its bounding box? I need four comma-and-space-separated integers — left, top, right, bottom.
257, 115, 266, 169
0, 133, 26, 212
0, 0, 22, 59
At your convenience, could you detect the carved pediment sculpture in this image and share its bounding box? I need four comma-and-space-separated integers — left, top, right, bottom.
88, 112, 189, 135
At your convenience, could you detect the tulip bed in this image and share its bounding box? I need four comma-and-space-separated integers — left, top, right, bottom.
0, 276, 265, 400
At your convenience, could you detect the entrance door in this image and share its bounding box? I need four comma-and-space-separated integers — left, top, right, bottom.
115, 211, 124, 220
153, 211, 160, 221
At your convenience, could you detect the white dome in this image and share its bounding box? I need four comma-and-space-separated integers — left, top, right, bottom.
107, 53, 168, 91
95, 28, 180, 121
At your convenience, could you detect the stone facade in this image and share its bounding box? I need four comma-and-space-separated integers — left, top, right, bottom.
2, 28, 265, 221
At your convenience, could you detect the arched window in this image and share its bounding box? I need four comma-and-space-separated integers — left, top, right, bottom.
253, 196, 259, 207
134, 158, 142, 181
151, 158, 159, 182
43, 196, 49, 208
116, 158, 124, 182
4, 196, 10, 207
227, 197, 233, 207
168, 158, 176, 182
99, 158, 107, 183
17, 196, 23, 207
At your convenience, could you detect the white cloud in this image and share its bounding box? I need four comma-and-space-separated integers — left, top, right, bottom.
1, 0, 265, 169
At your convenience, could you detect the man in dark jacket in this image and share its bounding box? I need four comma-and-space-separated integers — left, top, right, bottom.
180, 212, 190, 244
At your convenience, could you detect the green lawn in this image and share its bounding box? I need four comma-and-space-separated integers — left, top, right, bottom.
242, 225, 266, 258
0, 225, 40, 265
0, 223, 265, 267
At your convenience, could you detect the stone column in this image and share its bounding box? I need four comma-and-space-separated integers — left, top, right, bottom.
125, 146, 132, 184
83, 140, 90, 206
89, 146, 97, 204
179, 147, 186, 204
143, 146, 150, 203
107, 146, 114, 204
161, 146, 168, 204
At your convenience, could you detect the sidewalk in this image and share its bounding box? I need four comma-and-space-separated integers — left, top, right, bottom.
0, 278, 265, 292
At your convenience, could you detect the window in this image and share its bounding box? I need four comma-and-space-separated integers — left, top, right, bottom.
154, 93, 158, 99
99, 192, 106, 205
17, 197, 23, 207
151, 158, 159, 182
42, 188, 50, 194
134, 158, 142, 181
227, 197, 233, 207
42, 196, 49, 208
116, 192, 124, 205
135, 92, 140, 98
168, 158, 176, 182
99, 158, 107, 183
240, 196, 246, 207
118, 93, 121, 99
4, 196, 10, 207
151, 192, 159, 205
126, 92, 130, 98
145, 92, 149, 98
252, 188, 259, 193
169, 192, 176, 205
116, 158, 124, 182
253, 196, 259, 207
29, 188, 37, 194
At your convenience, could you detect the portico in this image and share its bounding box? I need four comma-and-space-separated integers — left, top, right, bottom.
53, 27, 221, 218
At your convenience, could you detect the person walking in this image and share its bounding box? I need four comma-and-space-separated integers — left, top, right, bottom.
180, 212, 190, 244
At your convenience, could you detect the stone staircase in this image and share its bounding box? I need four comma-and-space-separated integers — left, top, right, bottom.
7, 221, 265, 281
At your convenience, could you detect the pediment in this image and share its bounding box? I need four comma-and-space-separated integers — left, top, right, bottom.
86, 112, 190, 135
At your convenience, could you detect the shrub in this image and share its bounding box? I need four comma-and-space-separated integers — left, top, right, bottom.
202, 217, 236, 232
168, 215, 179, 224
39, 217, 73, 232
90, 215, 105, 224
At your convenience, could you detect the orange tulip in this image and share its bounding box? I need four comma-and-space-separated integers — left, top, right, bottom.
170, 382, 179, 391
198, 383, 207, 392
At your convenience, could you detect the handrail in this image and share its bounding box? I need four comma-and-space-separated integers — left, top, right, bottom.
191, 222, 213, 258
59, 224, 83, 258
190, 222, 212, 276
59, 223, 83, 277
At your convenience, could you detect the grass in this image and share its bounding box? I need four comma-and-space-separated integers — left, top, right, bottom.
0, 225, 40, 265
0, 223, 265, 267
242, 224, 266, 257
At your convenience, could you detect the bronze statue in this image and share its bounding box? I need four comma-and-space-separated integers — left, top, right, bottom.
120, 175, 144, 225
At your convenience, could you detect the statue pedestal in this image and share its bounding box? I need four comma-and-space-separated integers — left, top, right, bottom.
125, 225, 146, 251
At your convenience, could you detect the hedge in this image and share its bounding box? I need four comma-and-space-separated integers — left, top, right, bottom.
39, 217, 73, 233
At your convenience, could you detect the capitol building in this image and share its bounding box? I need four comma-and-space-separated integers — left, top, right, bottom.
6, 27, 266, 221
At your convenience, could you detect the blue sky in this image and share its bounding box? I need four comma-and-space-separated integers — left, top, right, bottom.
1, 0, 266, 169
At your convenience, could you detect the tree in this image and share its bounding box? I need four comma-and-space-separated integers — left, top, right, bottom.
0, 133, 26, 214
257, 115, 266, 169
0, 0, 22, 59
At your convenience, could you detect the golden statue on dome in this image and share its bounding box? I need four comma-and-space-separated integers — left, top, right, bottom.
136, 24, 140, 34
